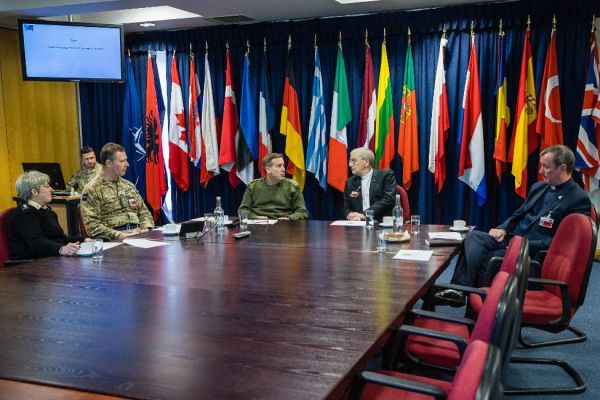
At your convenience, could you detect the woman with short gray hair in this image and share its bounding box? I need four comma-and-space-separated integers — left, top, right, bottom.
8, 171, 84, 259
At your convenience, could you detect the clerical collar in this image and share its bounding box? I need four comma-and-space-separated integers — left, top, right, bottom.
361, 169, 374, 183
551, 179, 571, 192
27, 199, 46, 210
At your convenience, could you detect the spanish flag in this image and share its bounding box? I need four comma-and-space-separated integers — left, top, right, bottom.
280, 38, 305, 189
510, 28, 537, 199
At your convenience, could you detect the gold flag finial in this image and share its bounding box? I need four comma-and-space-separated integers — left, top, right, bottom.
592, 15, 596, 33
339, 31, 342, 44
246, 39, 250, 52
552, 14, 557, 32
442, 24, 447, 39
226, 40, 229, 50
288, 34, 292, 50
205, 41, 208, 51
499, 19, 503, 35
407, 26, 411, 44
527, 15, 531, 31
127, 49, 131, 57
365, 28, 369, 46
383, 27, 386, 45
263, 37, 267, 53
470, 20, 475, 38
314, 33, 317, 47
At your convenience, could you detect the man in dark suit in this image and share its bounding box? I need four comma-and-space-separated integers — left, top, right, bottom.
343, 148, 396, 221
438, 145, 591, 303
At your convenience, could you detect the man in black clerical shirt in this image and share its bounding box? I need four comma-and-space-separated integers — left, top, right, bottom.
437, 145, 591, 304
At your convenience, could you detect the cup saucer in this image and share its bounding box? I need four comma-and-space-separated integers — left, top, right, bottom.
449, 226, 469, 232
379, 223, 394, 228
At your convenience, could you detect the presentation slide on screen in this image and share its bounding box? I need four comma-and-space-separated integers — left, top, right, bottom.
22, 23, 122, 80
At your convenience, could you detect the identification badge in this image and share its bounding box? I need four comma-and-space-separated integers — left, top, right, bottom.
539, 214, 554, 229
350, 191, 359, 198
128, 198, 138, 207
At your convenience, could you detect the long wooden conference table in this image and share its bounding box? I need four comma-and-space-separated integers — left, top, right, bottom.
0, 221, 461, 399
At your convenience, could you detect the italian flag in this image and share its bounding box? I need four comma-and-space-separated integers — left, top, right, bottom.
327, 42, 351, 192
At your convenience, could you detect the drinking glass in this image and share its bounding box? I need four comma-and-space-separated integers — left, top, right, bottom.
238, 210, 248, 232
92, 238, 103, 262
365, 209, 375, 229
411, 214, 421, 235
376, 230, 387, 253
203, 213, 215, 233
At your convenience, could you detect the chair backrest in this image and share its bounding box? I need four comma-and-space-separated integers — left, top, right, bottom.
471, 272, 517, 345
501, 235, 530, 303
0, 207, 16, 266
542, 213, 597, 308
590, 204, 599, 228
449, 340, 503, 400
395, 185, 411, 221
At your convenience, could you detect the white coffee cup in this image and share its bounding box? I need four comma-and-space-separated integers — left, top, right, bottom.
453, 220, 467, 229
223, 215, 230, 224
164, 223, 178, 234
382, 216, 394, 226
79, 242, 93, 255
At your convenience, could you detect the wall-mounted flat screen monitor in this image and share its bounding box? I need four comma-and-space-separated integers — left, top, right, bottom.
18, 19, 124, 82
22, 162, 67, 190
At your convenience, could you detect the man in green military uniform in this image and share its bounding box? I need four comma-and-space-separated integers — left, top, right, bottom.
238, 153, 308, 220
66, 146, 102, 193
80, 142, 154, 240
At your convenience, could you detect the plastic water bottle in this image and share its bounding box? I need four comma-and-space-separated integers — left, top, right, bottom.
214, 196, 225, 235
393, 194, 404, 233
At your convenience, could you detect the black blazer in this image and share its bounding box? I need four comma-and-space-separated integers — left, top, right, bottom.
343, 169, 397, 220
8, 202, 84, 259
498, 179, 590, 254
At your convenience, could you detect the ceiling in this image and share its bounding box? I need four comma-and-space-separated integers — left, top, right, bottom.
0, 0, 501, 33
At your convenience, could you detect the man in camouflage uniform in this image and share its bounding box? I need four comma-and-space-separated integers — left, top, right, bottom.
238, 153, 308, 220
66, 147, 102, 193
80, 142, 154, 241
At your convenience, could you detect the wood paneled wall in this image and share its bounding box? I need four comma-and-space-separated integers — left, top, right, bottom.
0, 28, 80, 210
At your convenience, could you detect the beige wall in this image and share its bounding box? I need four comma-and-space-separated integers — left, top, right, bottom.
0, 28, 80, 210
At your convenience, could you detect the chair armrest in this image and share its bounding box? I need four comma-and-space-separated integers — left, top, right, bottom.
397, 324, 469, 358
359, 371, 447, 400
430, 283, 488, 301
408, 309, 475, 329
534, 250, 548, 265
527, 278, 572, 326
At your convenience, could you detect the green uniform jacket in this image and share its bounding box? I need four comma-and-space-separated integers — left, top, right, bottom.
80, 175, 154, 240
238, 178, 308, 220
66, 163, 102, 192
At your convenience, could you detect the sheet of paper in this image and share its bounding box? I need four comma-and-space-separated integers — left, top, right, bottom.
102, 242, 122, 251
246, 219, 278, 225
123, 239, 170, 248
330, 220, 366, 226
190, 217, 233, 225
393, 250, 434, 261
428, 232, 463, 240
154, 225, 181, 233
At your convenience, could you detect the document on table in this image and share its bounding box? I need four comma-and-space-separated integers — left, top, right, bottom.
102, 242, 122, 251
330, 220, 366, 226
428, 232, 463, 240
393, 250, 434, 261
246, 219, 278, 225
123, 239, 170, 248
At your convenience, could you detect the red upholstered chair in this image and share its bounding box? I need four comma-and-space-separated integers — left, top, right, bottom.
496, 213, 596, 396
0, 207, 16, 266
395, 185, 411, 222
469, 235, 529, 317
355, 340, 503, 400
392, 272, 517, 373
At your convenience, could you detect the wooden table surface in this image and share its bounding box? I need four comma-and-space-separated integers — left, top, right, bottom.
0, 221, 460, 400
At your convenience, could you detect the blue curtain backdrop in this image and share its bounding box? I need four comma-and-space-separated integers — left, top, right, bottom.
79, 0, 600, 228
